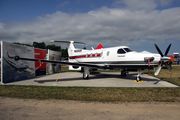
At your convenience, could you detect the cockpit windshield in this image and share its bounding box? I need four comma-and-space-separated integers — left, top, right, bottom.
117, 49, 126, 54
124, 48, 134, 52
117, 48, 134, 54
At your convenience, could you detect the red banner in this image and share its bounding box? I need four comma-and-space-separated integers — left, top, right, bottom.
34, 48, 46, 75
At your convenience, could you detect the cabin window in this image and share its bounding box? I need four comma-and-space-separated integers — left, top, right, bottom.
117, 49, 126, 54
107, 51, 110, 56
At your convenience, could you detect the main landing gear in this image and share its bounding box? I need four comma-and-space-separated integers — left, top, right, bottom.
121, 70, 128, 76
83, 67, 90, 79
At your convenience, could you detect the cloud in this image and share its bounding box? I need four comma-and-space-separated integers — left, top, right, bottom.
0, 3, 180, 47
112, 0, 173, 10
58, 1, 70, 7
122, 0, 157, 11
158, 0, 173, 7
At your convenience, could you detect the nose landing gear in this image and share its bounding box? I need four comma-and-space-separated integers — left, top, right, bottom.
134, 69, 143, 83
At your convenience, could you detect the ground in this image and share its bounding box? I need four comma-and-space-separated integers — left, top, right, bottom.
5, 72, 178, 87
0, 97, 180, 120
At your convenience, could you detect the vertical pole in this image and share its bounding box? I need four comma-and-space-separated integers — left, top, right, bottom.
1, 41, 3, 84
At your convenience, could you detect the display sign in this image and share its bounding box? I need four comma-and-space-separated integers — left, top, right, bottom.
1, 41, 35, 83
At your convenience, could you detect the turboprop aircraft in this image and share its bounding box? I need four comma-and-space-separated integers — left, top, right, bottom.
9, 40, 174, 82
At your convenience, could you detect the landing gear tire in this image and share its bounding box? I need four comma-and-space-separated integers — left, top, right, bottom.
83, 74, 89, 79
136, 76, 141, 81
121, 71, 126, 76
83, 67, 90, 79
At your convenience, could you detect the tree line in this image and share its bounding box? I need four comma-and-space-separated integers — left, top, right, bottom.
13, 42, 68, 57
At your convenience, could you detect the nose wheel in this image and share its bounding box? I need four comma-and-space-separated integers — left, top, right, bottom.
135, 69, 143, 83
137, 76, 141, 81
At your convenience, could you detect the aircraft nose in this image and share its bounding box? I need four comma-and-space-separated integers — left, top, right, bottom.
153, 54, 161, 62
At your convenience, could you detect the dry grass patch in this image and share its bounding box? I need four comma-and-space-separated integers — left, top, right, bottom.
0, 86, 180, 102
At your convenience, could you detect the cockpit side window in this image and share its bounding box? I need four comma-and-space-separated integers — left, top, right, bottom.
117, 49, 126, 54
124, 48, 134, 52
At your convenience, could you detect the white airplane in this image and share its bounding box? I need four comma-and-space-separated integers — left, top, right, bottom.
10, 40, 173, 82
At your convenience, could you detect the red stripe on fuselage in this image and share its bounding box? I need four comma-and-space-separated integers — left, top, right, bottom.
97, 54, 101, 57
69, 54, 101, 59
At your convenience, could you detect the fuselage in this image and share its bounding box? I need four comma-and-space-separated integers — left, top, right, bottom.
69, 46, 161, 69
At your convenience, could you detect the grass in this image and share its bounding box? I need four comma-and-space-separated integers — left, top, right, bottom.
0, 66, 180, 103
143, 66, 180, 86
0, 86, 180, 102
158, 66, 180, 86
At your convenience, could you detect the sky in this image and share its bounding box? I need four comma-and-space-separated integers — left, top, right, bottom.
0, 0, 180, 55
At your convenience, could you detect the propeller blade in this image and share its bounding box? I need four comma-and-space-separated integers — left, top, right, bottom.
154, 44, 163, 57
154, 65, 162, 76
165, 44, 171, 56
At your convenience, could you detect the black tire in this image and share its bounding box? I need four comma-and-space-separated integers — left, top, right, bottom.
83, 73, 89, 79
121, 71, 126, 76
137, 76, 141, 81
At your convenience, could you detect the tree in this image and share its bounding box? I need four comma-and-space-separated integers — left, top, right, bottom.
45, 44, 68, 57
61, 48, 68, 57
33, 42, 46, 49
46, 44, 61, 51
13, 41, 69, 57
13, 42, 33, 47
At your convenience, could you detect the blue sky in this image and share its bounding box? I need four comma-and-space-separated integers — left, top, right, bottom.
0, 0, 180, 55
0, 0, 116, 21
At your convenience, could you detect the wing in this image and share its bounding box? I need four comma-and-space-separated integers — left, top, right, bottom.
9, 54, 107, 69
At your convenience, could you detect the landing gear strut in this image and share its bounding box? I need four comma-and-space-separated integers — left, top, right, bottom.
83, 67, 90, 79
136, 69, 142, 82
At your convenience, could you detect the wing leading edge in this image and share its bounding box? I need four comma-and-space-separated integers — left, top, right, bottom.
10, 55, 107, 69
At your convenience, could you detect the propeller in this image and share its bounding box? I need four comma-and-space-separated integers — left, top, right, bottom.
155, 44, 164, 57
154, 44, 173, 76
165, 44, 171, 56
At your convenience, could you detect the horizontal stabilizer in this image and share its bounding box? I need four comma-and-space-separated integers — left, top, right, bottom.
50, 40, 86, 45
